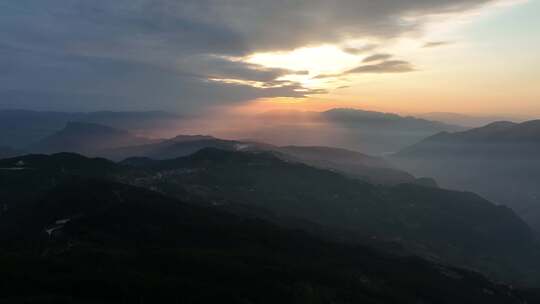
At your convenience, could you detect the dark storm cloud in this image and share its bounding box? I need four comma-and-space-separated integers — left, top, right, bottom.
0, 0, 497, 112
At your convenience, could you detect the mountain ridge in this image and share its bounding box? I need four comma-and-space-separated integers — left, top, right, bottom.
104, 135, 420, 185
393, 119, 540, 232
117, 148, 540, 285
0, 176, 525, 303
0, 109, 181, 148
3, 149, 540, 286
29, 122, 158, 155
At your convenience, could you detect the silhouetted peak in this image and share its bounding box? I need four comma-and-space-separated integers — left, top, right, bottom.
321, 108, 463, 133
0, 152, 116, 174
511, 120, 540, 133
483, 121, 518, 129
440, 119, 540, 142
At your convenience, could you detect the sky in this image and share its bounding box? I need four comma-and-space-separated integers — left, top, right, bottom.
1, 0, 538, 117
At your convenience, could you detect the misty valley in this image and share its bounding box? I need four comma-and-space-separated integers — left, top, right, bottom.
0, 109, 539, 303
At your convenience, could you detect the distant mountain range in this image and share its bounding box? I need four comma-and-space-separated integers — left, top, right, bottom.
417, 112, 526, 128
247, 108, 465, 155
29, 122, 159, 155
394, 120, 540, 231
0, 109, 181, 148
400, 120, 540, 147
0, 108, 465, 155
37, 121, 422, 186
103, 134, 240, 160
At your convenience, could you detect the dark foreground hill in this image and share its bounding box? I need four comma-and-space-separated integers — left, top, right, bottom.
0, 175, 526, 303
393, 120, 540, 231
2, 151, 539, 286
120, 148, 540, 286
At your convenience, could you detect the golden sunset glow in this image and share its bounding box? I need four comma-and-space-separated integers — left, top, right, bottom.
245, 45, 362, 87
1, 0, 538, 117
221, 0, 540, 117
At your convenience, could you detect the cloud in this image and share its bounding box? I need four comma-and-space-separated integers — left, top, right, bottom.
362, 54, 393, 63
313, 58, 415, 79
0, 0, 500, 112
0, 46, 316, 112
347, 60, 416, 74
187, 56, 297, 83
342, 45, 379, 55
423, 41, 454, 48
